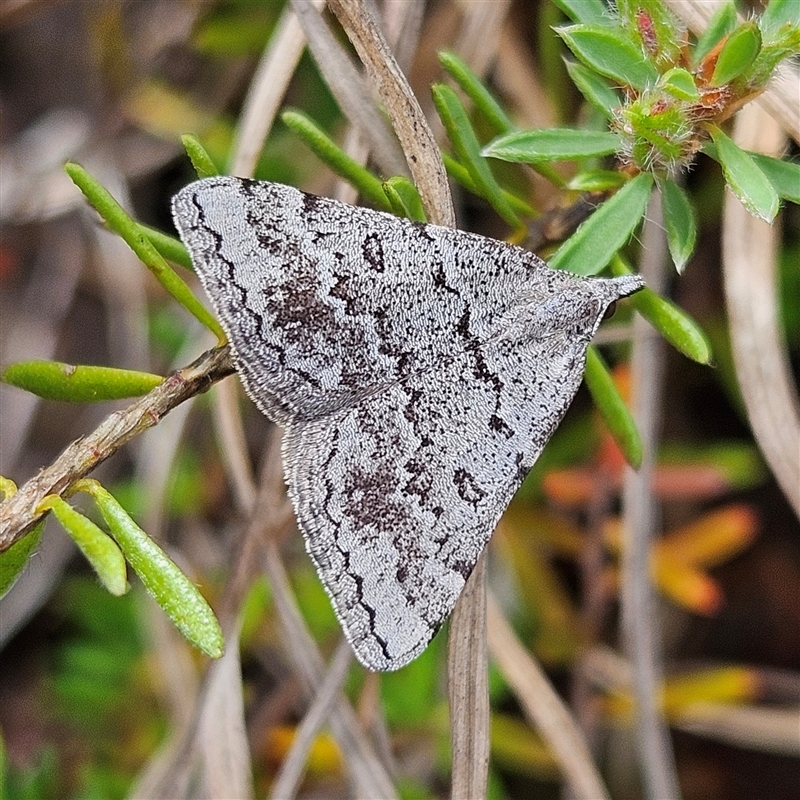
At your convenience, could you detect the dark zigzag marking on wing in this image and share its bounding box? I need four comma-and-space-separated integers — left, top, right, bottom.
189, 189, 332, 405
188, 193, 296, 419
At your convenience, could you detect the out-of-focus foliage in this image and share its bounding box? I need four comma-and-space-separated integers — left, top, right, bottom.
1, 1, 798, 798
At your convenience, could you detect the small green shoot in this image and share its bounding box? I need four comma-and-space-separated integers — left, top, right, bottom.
549, 173, 654, 275
438, 50, 514, 136
65, 163, 225, 341
181, 133, 221, 178
707, 125, 779, 222
659, 178, 697, 273
584, 347, 642, 469
432, 84, 522, 229
0, 478, 45, 600
72, 479, 223, 658
37, 496, 128, 597
2, 362, 162, 403
383, 177, 426, 222
281, 110, 392, 211
611, 256, 712, 365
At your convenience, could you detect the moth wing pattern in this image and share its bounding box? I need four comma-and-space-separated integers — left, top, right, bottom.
284, 324, 609, 670
172, 176, 565, 424
171, 176, 644, 671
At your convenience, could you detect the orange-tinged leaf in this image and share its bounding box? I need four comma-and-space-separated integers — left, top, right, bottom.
494, 516, 584, 663
651, 465, 732, 499
541, 468, 600, 505
600, 564, 621, 598
601, 556, 703, 611
653, 557, 724, 615
592, 362, 633, 473
610, 362, 632, 403
596, 433, 628, 475
542, 460, 741, 507
697, 35, 727, 85
605, 510, 754, 614
603, 517, 623, 553
655, 504, 758, 567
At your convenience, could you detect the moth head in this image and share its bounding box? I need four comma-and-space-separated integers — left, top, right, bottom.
584, 273, 644, 338
529, 273, 644, 342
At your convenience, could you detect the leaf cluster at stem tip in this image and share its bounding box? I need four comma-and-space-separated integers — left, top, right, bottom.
1, 476, 224, 658
484, 0, 798, 227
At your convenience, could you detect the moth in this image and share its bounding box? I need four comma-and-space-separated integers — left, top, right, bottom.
173, 177, 643, 670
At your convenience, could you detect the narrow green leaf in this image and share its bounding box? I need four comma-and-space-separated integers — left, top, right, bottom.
759, 0, 800, 38
694, 1, 738, 63
632, 292, 713, 364
74, 479, 224, 658
551, 0, 611, 26
567, 169, 626, 192
660, 178, 697, 273
194, 13, 275, 55
708, 125, 779, 221
660, 441, 766, 491
711, 22, 762, 86
611, 256, 713, 364
281, 110, 391, 212
584, 347, 642, 469
138, 224, 193, 270
38, 496, 128, 596
382, 177, 426, 222
2, 361, 162, 402
491, 713, 559, 778
0, 516, 44, 600
438, 51, 514, 136
750, 154, 800, 203
746, 34, 800, 89
442, 154, 537, 218
0, 710, 6, 791
181, 133, 220, 178
563, 59, 621, 118
483, 129, 620, 163
432, 84, 521, 228
65, 163, 226, 341
660, 67, 700, 101
550, 173, 654, 275
557, 24, 659, 90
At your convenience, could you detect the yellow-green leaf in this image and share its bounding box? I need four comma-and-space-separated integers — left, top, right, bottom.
0, 521, 44, 600
74, 479, 223, 658
708, 125, 779, 222
39, 496, 127, 596
2, 361, 162, 402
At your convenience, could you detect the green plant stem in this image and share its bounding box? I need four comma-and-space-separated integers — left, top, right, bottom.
65, 163, 225, 342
